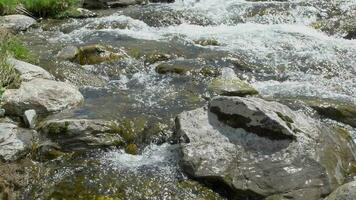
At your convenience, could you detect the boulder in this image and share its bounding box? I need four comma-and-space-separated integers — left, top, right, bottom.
7, 58, 54, 81
175, 96, 356, 200
2, 78, 83, 116
324, 181, 356, 200
0, 123, 34, 161
40, 119, 126, 151
0, 15, 36, 33
57, 44, 121, 65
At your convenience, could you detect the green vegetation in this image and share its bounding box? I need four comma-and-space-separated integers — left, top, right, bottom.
0, 31, 21, 91
22, 0, 79, 17
0, 0, 18, 15
0, 0, 79, 17
0, 30, 37, 94
2, 36, 37, 63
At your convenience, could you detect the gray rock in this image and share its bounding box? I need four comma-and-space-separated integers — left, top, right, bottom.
40, 119, 125, 151
57, 46, 79, 61
7, 58, 54, 81
208, 68, 258, 97
2, 78, 84, 116
23, 109, 37, 129
175, 96, 356, 200
0, 15, 36, 33
0, 123, 34, 161
324, 181, 356, 200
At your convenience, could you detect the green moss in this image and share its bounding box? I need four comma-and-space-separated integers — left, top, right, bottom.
145, 52, 170, 64
75, 45, 121, 65
125, 144, 138, 155
109, 120, 136, 143
47, 122, 69, 135
194, 39, 220, 46
156, 63, 190, 75
200, 66, 219, 77
276, 112, 294, 124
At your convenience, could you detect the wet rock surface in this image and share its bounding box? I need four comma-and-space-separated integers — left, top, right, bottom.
0, 123, 34, 162
324, 181, 356, 200
175, 96, 355, 199
40, 119, 125, 151
2, 78, 84, 116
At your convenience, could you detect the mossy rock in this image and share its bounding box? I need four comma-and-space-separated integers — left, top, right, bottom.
194, 39, 220, 46
303, 98, 356, 127
125, 144, 138, 155
126, 48, 172, 64
208, 77, 258, 97
58, 45, 122, 65
156, 63, 192, 75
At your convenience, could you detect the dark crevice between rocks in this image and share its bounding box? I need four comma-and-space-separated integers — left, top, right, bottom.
209, 106, 295, 141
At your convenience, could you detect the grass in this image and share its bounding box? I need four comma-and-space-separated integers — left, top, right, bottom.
0, 0, 79, 17
22, 0, 79, 17
2, 37, 38, 64
0, 29, 36, 93
0, 0, 18, 15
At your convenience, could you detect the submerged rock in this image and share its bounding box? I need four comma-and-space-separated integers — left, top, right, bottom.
40, 119, 126, 151
2, 78, 83, 117
0, 15, 36, 33
324, 181, 356, 200
0, 123, 34, 161
57, 44, 121, 65
175, 96, 356, 200
208, 68, 258, 97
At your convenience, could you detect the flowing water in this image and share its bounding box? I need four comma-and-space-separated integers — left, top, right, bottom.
20, 0, 356, 199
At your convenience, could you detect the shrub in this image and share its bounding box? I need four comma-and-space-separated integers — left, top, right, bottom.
21, 0, 79, 17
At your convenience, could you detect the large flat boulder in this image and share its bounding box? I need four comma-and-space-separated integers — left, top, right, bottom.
175, 96, 356, 200
0, 15, 36, 33
0, 123, 34, 161
2, 78, 83, 116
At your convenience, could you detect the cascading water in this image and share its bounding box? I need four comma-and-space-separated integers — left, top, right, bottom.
18, 0, 356, 199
